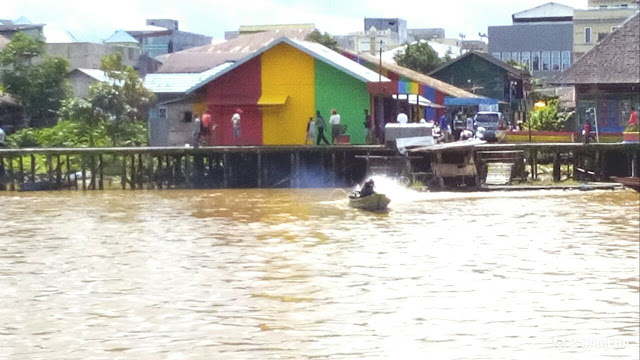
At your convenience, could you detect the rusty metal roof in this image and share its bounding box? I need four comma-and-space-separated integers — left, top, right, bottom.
157, 28, 314, 73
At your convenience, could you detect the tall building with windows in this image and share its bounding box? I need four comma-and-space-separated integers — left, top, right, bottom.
573, 0, 639, 61
488, 2, 575, 79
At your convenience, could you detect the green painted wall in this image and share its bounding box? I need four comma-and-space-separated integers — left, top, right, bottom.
314, 59, 370, 144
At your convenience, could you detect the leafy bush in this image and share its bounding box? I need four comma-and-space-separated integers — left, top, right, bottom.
522, 99, 567, 131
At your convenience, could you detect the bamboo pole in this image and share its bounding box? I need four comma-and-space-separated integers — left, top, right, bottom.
130, 154, 136, 190
121, 154, 127, 190
81, 155, 87, 190
56, 155, 62, 188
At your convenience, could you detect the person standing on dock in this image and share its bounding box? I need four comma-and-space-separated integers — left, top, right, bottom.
364, 109, 372, 144
231, 109, 242, 145
330, 109, 342, 144
192, 114, 202, 148
583, 120, 595, 144
315, 110, 330, 145
305, 117, 316, 144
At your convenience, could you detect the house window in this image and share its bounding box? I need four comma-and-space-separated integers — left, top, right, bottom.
599, 4, 608, 9
620, 4, 628, 8
152, 107, 167, 119
511, 52, 520, 63
492, 52, 501, 60
183, 111, 193, 122
521, 52, 531, 71
561, 51, 571, 70
585, 27, 592, 43
532, 51, 541, 71
551, 51, 561, 70
502, 52, 511, 61
542, 51, 551, 70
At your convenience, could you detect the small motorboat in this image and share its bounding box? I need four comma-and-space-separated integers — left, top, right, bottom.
348, 193, 391, 211
610, 176, 640, 192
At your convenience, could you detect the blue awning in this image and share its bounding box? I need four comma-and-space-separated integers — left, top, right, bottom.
444, 97, 499, 106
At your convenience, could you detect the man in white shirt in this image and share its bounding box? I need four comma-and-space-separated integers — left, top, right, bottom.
231, 108, 242, 144
330, 109, 341, 144
397, 111, 408, 124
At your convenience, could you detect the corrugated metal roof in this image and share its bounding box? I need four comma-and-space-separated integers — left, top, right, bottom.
157, 28, 314, 73
143, 62, 234, 93
73, 69, 124, 86
104, 30, 139, 44
184, 37, 389, 94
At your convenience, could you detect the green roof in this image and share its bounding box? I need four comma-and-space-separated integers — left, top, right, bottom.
105, 30, 138, 44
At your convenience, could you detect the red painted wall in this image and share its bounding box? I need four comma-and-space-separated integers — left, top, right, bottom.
205, 57, 262, 145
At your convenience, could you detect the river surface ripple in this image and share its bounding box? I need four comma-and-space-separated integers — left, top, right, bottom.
0, 187, 638, 359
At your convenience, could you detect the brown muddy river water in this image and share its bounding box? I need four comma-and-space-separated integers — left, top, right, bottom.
0, 180, 638, 359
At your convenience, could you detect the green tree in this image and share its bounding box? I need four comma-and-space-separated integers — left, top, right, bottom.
394, 42, 442, 74
305, 30, 338, 50
505, 59, 529, 73
0, 32, 69, 127
55, 52, 154, 147
522, 99, 567, 131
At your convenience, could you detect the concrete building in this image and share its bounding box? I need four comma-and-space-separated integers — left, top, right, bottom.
407, 28, 445, 42
66, 68, 124, 98
126, 19, 212, 58
364, 18, 408, 44
46, 42, 139, 70
573, 0, 639, 61
488, 2, 575, 79
0, 17, 44, 40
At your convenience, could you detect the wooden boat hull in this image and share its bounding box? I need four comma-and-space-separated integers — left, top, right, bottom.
349, 193, 391, 211
611, 177, 640, 192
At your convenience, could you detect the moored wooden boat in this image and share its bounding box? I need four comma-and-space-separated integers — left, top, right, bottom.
610, 177, 640, 192
348, 193, 391, 211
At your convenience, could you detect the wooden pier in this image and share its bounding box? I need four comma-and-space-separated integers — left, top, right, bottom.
0, 143, 637, 191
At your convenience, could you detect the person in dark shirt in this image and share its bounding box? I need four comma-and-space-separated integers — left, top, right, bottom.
360, 179, 376, 198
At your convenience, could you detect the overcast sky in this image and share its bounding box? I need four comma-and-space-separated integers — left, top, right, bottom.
5, 0, 587, 42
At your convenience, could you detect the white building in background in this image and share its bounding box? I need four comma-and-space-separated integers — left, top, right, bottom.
381, 40, 461, 64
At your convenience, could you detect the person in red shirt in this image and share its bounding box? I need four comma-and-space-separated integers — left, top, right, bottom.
582, 120, 595, 144
628, 107, 637, 125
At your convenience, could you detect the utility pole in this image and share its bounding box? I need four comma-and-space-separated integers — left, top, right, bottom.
379, 40, 383, 83
459, 33, 466, 56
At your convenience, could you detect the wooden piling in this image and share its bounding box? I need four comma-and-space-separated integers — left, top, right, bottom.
18, 156, 24, 186
99, 155, 104, 190
121, 154, 127, 190
257, 151, 262, 188
81, 155, 87, 190
90, 155, 97, 190
223, 152, 229, 188
130, 154, 136, 190
7, 156, 14, 191
30, 154, 36, 183
56, 155, 62, 187
137, 153, 144, 189
553, 152, 561, 182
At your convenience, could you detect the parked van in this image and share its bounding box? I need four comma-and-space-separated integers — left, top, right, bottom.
474, 112, 503, 142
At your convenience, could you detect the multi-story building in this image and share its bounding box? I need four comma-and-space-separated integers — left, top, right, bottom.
364, 18, 408, 44
488, 2, 575, 79
126, 19, 212, 58
407, 28, 445, 42
573, 0, 639, 61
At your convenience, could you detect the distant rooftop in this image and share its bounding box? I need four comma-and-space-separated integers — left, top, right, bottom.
513, 2, 575, 23
104, 30, 139, 44
238, 24, 315, 34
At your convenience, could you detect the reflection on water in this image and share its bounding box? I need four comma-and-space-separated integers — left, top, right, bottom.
0, 187, 638, 359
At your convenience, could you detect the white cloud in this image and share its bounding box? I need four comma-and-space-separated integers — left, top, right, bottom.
5, 0, 588, 42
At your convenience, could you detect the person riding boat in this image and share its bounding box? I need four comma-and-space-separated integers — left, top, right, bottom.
359, 179, 376, 198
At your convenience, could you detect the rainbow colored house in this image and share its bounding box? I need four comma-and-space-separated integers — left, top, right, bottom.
147, 38, 390, 146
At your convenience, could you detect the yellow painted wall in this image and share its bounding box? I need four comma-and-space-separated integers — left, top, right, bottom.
261, 43, 315, 145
